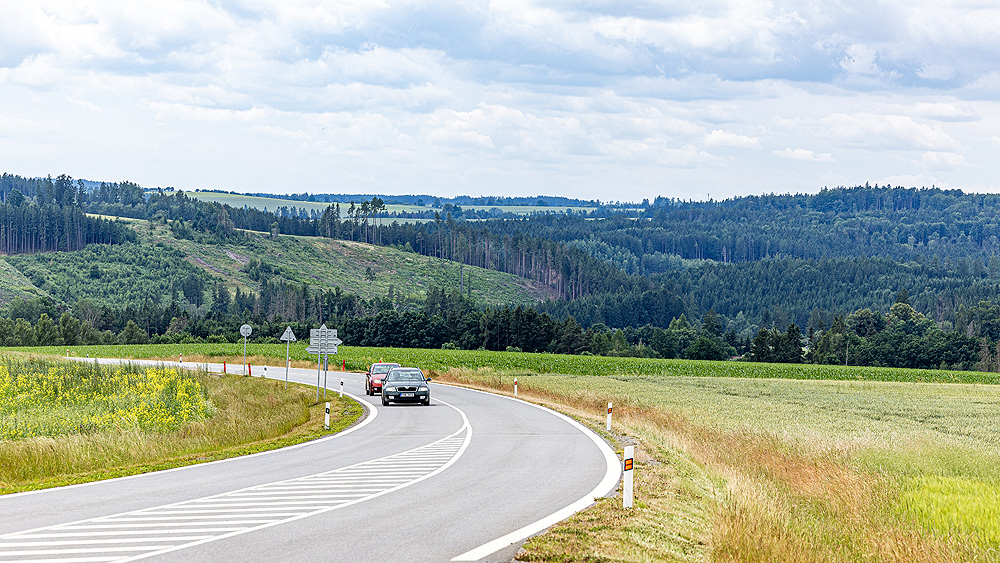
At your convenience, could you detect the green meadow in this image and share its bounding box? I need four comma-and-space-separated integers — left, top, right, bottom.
10, 343, 1000, 560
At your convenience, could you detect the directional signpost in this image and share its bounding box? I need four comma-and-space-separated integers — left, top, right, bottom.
308, 324, 342, 401
240, 324, 253, 377
280, 326, 296, 389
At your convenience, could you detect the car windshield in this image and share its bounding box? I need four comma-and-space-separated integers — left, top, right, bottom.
371, 364, 398, 374
387, 370, 425, 382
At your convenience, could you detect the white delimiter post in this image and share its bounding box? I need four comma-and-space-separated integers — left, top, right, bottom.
514, 376, 518, 396
607, 402, 612, 431
623, 445, 634, 508
324, 402, 330, 430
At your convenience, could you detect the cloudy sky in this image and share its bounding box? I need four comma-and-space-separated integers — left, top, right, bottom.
1, 1, 998, 202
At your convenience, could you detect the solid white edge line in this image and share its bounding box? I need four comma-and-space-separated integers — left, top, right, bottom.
448, 385, 621, 562
1, 361, 378, 500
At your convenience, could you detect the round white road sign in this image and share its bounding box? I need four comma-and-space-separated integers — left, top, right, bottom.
240, 324, 253, 337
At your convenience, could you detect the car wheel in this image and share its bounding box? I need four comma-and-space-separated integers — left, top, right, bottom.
381, 395, 389, 406
422, 398, 430, 406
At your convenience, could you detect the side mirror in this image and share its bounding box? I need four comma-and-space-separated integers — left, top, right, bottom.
426, 377, 432, 382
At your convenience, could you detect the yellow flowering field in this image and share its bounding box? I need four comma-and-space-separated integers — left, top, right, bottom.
0, 358, 214, 440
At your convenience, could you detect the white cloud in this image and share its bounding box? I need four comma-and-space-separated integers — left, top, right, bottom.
839, 44, 880, 76
821, 113, 961, 151
919, 151, 968, 170
704, 129, 761, 149
917, 65, 955, 81
0, 1, 999, 201
772, 148, 835, 162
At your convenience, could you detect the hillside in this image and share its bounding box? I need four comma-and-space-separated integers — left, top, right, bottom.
0, 219, 551, 310
181, 190, 598, 217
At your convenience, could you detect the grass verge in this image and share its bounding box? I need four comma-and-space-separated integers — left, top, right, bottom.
434, 368, 996, 562
0, 356, 362, 495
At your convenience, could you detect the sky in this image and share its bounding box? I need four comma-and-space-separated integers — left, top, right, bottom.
1, 1, 998, 203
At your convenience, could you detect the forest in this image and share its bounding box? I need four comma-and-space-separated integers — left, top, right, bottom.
5, 172, 1000, 372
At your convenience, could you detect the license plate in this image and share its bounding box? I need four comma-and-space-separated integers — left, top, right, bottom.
401, 393, 414, 397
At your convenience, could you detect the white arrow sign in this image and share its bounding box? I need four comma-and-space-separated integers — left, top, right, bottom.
280, 326, 297, 342
309, 324, 342, 348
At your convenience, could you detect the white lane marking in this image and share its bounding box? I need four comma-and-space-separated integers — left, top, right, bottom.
3, 362, 378, 501
0, 399, 471, 563
449, 387, 621, 562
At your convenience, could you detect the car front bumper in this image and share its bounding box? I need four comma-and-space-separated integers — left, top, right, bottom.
383, 391, 429, 403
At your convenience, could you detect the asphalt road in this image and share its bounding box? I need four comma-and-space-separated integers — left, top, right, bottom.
0, 360, 620, 563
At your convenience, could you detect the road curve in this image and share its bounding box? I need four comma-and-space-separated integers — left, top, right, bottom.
0, 360, 620, 563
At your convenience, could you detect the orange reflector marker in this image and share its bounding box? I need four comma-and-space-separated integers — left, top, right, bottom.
623, 445, 634, 508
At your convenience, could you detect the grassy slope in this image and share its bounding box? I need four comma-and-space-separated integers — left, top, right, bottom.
0, 220, 551, 309
140, 223, 552, 305
182, 191, 597, 216
0, 259, 49, 304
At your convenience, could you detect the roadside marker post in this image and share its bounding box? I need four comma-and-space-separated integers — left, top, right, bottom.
514, 377, 518, 397
179, 354, 182, 364
324, 402, 330, 430
280, 327, 296, 390
623, 445, 634, 508
263, 365, 267, 379
339, 379, 344, 398
240, 324, 253, 377
607, 402, 612, 431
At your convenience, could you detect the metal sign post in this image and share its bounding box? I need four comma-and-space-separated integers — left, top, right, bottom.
240, 324, 253, 376
280, 326, 296, 389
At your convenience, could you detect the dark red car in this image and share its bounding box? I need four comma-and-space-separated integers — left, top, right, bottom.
365, 362, 400, 395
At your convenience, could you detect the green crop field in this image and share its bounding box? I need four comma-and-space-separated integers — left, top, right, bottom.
13, 343, 1000, 385
438, 365, 1000, 562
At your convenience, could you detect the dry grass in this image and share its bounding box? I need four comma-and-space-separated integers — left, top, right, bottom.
434, 368, 985, 563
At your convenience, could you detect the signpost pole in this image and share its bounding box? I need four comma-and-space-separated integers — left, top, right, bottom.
240, 324, 253, 377
307, 324, 341, 402
279, 326, 296, 390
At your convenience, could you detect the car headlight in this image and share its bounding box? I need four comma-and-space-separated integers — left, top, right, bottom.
418, 386, 428, 392
384, 387, 396, 393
